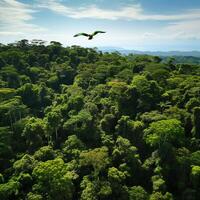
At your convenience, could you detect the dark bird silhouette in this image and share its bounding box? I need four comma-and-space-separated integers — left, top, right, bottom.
74, 31, 106, 40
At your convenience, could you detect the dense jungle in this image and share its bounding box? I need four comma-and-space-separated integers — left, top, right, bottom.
0, 40, 200, 200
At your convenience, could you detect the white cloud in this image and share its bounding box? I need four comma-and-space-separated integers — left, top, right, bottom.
122, 20, 200, 44
132, 19, 200, 43
164, 20, 200, 40
37, 0, 200, 21
0, 0, 45, 36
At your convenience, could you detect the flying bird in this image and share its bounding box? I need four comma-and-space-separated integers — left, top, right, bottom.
74, 31, 106, 40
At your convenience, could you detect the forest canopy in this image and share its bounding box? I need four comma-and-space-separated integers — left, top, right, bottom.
0, 39, 200, 200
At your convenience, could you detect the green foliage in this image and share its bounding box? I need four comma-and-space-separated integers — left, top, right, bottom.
17, 173, 33, 186
62, 135, 85, 160
0, 174, 4, 184
32, 158, 77, 200
112, 136, 139, 163
0, 88, 15, 101
191, 165, 200, 176
22, 117, 46, 151
80, 177, 98, 200
150, 192, 173, 200
98, 181, 112, 197
131, 75, 162, 111
0, 180, 20, 200
129, 186, 149, 200
33, 146, 56, 161
144, 119, 184, 147
27, 192, 43, 200
80, 146, 110, 176
191, 151, 200, 165
0, 96, 28, 126
108, 167, 127, 182
0, 127, 12, 161
13, 154, 36, 174
0, 40, 200, 199
191, 165, 200, 189
63, 109, 98, 143
152, 175, 166, 192
192, 107, 200, 138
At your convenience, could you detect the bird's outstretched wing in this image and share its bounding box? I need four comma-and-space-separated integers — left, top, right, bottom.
92, 31, 106, 36
73, 33, 90, 37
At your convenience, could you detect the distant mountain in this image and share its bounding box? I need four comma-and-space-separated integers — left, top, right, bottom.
98, 47, 200, 57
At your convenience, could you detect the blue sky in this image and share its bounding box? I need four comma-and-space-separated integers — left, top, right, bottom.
0, 0, 200, 51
